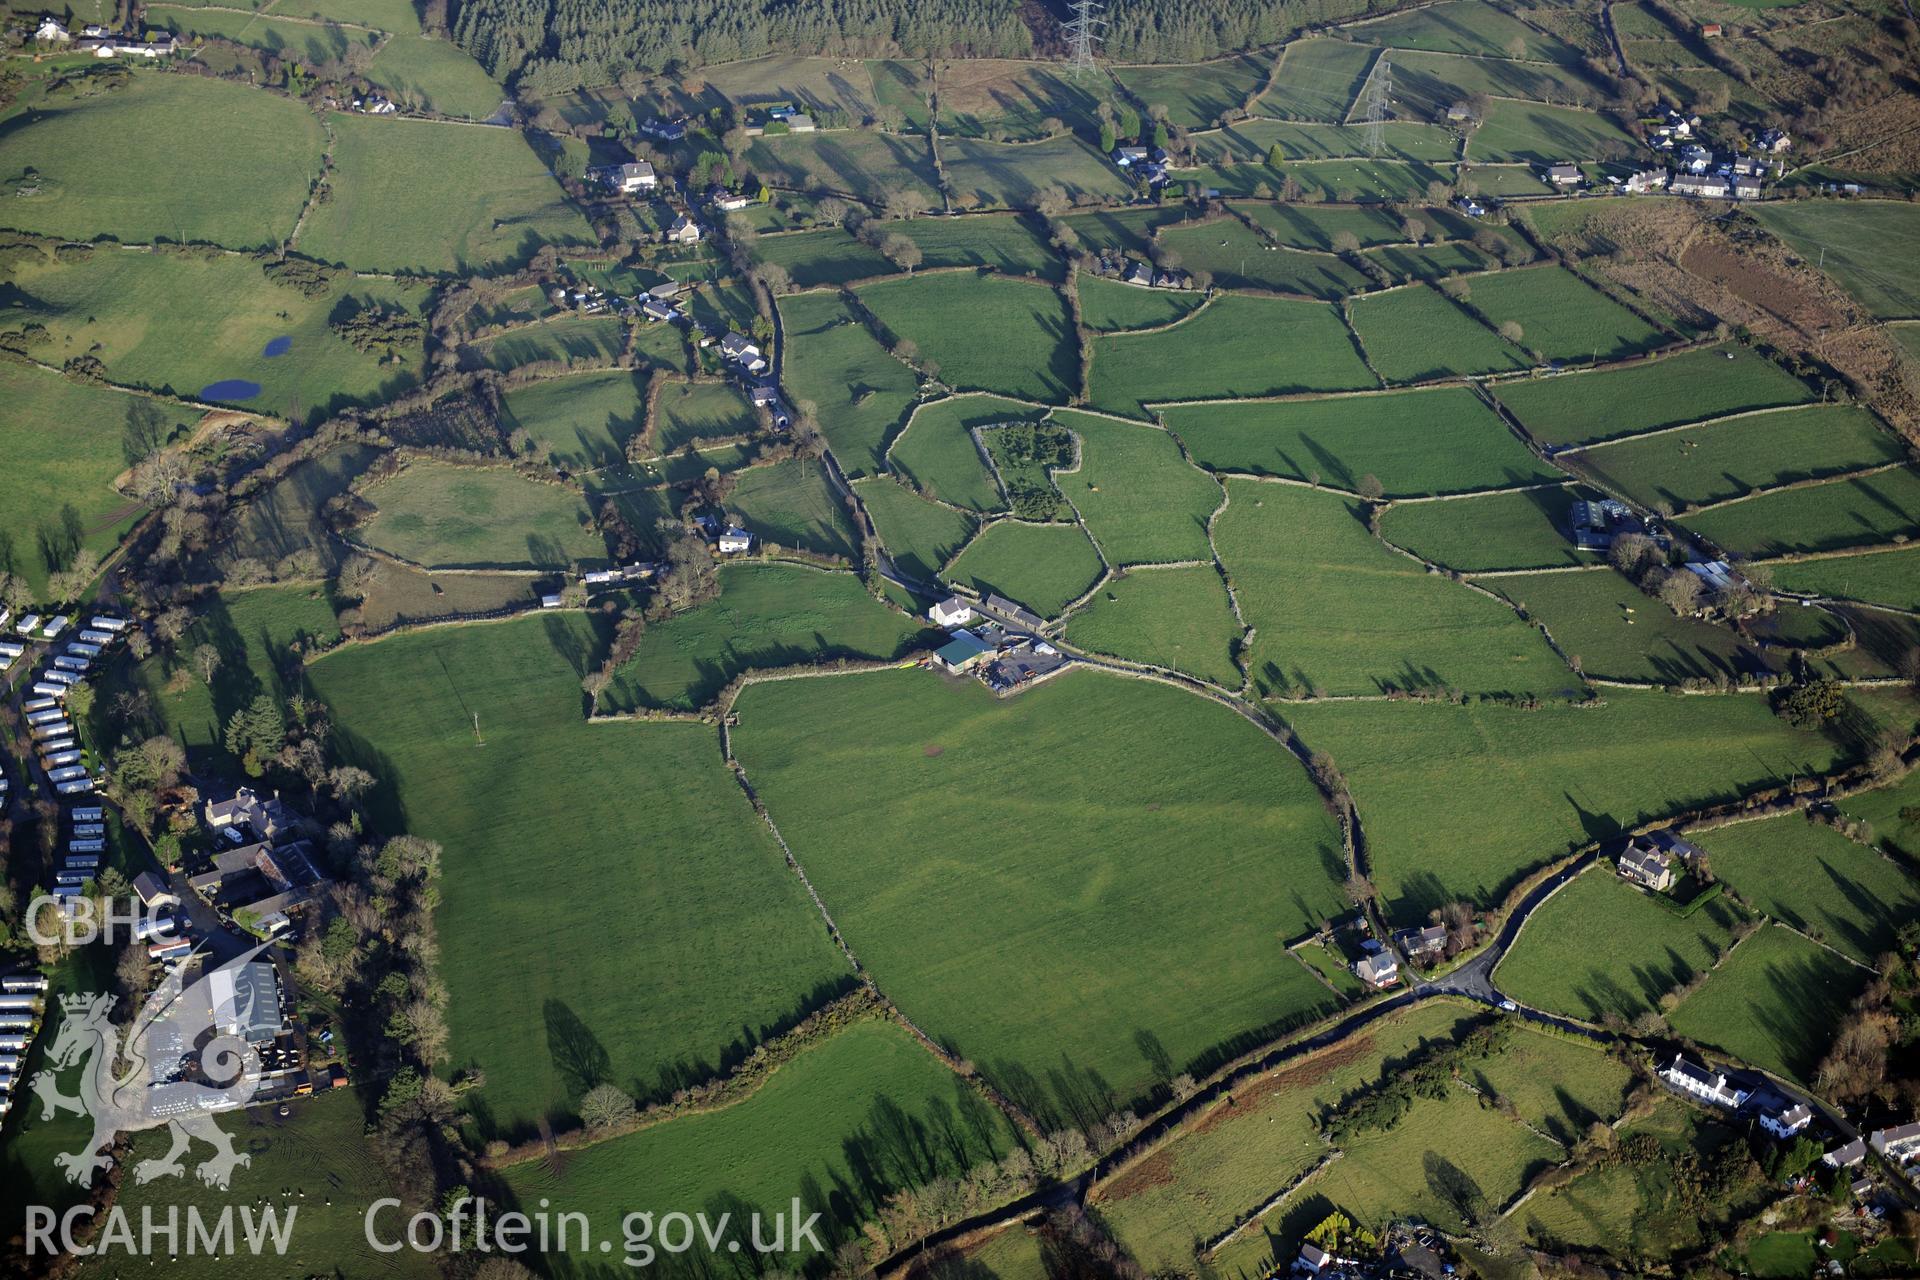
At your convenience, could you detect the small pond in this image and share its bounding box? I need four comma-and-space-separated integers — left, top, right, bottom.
263, 336, 292, 357
200, 379, 262, 401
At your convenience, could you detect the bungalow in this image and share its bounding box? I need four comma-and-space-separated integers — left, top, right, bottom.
709, 189, 752, 212
1617, 839, 1675, 891
640, 296, 682, 323
785, 113, 816, 133
716, 527, 755, 555
612, 161, 656, 193
1870, 1122, 1920, 1163
1122, 260, 1156, 287
1660, 1053, 1749, 1109
1545, 162, 1582, 186
1624, 168, 1668, 194
934, 630, 992, 674
132, 871, 179, 912
1398, 923, 1449, 961
667, 213, 704, 246
1454, 195, 1488, 218
929, 596, 977, 628
642, 117, 688, 142
1824, 1138, 1867, 1169
1672, 173, 1732, 199
1354, 952, 1399, 989
1112, 145, 1151, 167
1760, 1102, 1813, 1140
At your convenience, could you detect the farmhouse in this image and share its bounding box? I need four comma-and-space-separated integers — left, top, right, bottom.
1454, 195, 1488, 218
204, 787, 298, 845
33, 16, 69, 40
716, 526, 755, 555
1824, 1138, 1867, 1169
1759, 1102, 1813, 1140
667, 214, 705, 246
1623, 168, 1668, 194
1671, 173, 1732, 199
1354, 951, 1398, 989
934, 630, 992, 674
642, 117, 687, 142
1756, 128, 1791, 153
1660, 1053, 1750, 1109
1568, 497, 1642, 550
1616, 840, 1675, 891
1545, 163, 1582, 186
709, 188, 752, 212
929, 596, 977, 628
719, 332, 768, 374
611, 161, 656, 194
1397, 923, 1448, 961
1123, 260, 1156, 287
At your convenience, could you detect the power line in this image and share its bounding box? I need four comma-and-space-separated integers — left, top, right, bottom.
1362, 51, 1392, 158
1061, 0, 1105, 79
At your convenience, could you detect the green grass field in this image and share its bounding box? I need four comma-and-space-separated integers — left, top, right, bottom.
1158, 221, 1372, 298
1348, 284, 1530, 381
653, 380, 757, 451
0, 362, 163, 591
280, 0, 421, 27
1492, 344, 1814, 446
1077, 276, 1207, 331
298, 115, 593, 274
778, 291, 919, 475
1491, 567, 1782, 684
147, 4, 378, 63
1773, 546, 1920, 611
357, 461, 605, 568
1380, 485, 1598, 571
1087, 295, 1376, 415
945, 519, 1103, 617
893, 213, 1063, 279
1838, 766, 1920, 862
357, 562, 534, 629
1060, 206, 1190, 256
598, 563, 928, 711
1461, 266, 1669, 362
932, 58, 1108, 140
888, 395, 1034, 511
1238, 202, 1412, 250
1678, 466, 1920, 558
1466, 101, 1637, 165
1215, 480, 1574, 700
226, 442, 378, 568
500, 369, 648, 471
1668, 924, 1866, 1083
746, 130, 943, 205
1062, 566, 1243, 686
1495, 865, 1749, 1022
1114, 53, 1271, 128
1194, 120, 1457, 166
1565, 405, 1905, 512
854, 476, 977, 580
475, 314, 627, 372
503, 1019, 1016, 1260
1346, 0, 1582, 60
306, 613, 850, 1132
1054, 411, 1220, 565
363, 33, 505, 119
0, 72, 322, 247
1751, 200, 1920, 319
1164, 385, 1559, 496
730, 458, 860, 559
1259, 38, 1376, 121
4, 244, 428, 425
1286, 690, 1868, 923
1392, 49, 1609, 117
857, 274, 1077, 401
83, 1089, 436, 1280
1363, 240, 1498, 283
731, 668, 1348, 1123
754, 228, 895, 289
1694, 812, 1920, 964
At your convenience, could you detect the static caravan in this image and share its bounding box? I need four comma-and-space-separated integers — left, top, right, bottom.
72, 823, 105, 838
31, 682, 67, 699
48, 765, 90, 784
39, 737, 77, 756
54, 870, 92, 887
89, 616, 129, 632
52, 656, 89, 673
15, 614, 41, 635
67, 839, 106, 854
71, 806, 104, 822
0, 642, 24, 661
42, 751, 83, 770
41, 616, 69, 638
0, 1018, 35, 1033
56, 779, 98, 796
30, 719, 71, 738
66, 642, 101, 659
0, 1037, 29, 1054
78, 629, 114, 645
0, 976, 47, 994
0, 994, 41, 1011
24, 697, 58, 714
41, 669, 78, 686
26, 707, 64, 726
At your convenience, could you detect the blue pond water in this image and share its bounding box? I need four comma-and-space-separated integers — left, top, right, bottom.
262, 335, 292, 357
200, 379, 263, 401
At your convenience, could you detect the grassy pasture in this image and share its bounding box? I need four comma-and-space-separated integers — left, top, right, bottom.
1838, 766, 1920, 862
653, 381, 757, 451
1363, 240, 1497, 282
363, 34, 504, 119
939, 134, 1132, 207
745, 130, 941, 204
1216, 481, 1574, 700
1346, 0, 1583, 60
731, 458, 860, 559
1392, 50, 1609, 117
499, 369, 647, 471
0, 362, 163, 591
1348, 284, 1529, 381
357, 563, 534, 630
1696, 812, 1920, 965
0, 73, 321, 248
1163, 386, 1559, 497
1259, 39, 1376, 121
754, 228, 894, 288
945, 520, 1104, 618
1668, 924, 1865, 1084
1062, 566, 1243, 686
1469, 164, 1555, 196
1112, 53, 1271, 129
1238, 202, 1407, 250
854, 476, 977, 581
475, 314, 626, 372
1087, 295, 1376, 416
1468, 1025, 1634, 1144
1055, 411, 1220, 565
1466, 100, 1636, 164
503, 1019, 1016, 1260
226, 442, 377, 568
598, 563, 928, 711
299, 115, 593, 274
893, 213, 1062, 279
1262, 158, 1452, 202
1286, 691, 1868, 924
777, 291, 918, 475
1492, 567, 1781, 684
1194, 120, 1458, 165
1772, 546, 1920, 612
857, 274, 1077, 401
1379, 485, 1595, 572
1077, 275, 1207, 331
306, 613, 850, 1133
933, 59, 1109, 139
4, 246, 427, 424
90, 1089, 436, 1280
888, 395, 1035, 511
358, 462, 604, 569
1679, 466, 1920, 558
731, 668, 1347, 1124
1060, 206, 1190, 256
147, 4, 376, 62
1157, 220, 1371, 298
1462, 266, 1668, 362
279, 0, 421, 28
1751, 200, 1920, 319
1566, 405, 1904, 512
1492, 343, 1813, 446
